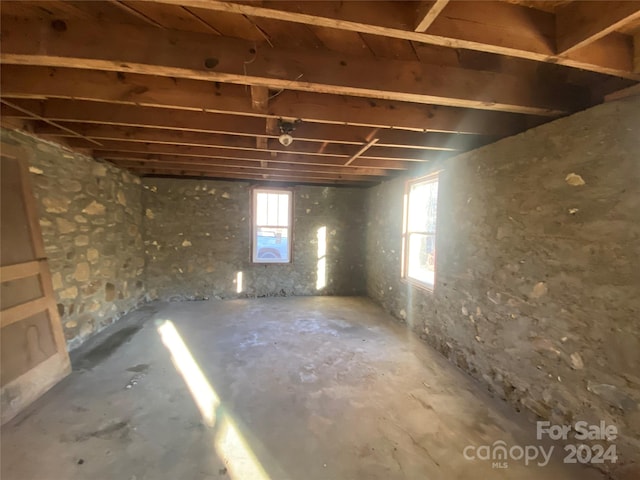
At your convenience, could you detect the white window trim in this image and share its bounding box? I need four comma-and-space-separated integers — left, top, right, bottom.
402, 173, 439, 291
252, 188, 293, 264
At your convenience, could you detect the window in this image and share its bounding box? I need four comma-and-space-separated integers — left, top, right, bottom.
402, 174, 439, 289
252, 188, 292, 263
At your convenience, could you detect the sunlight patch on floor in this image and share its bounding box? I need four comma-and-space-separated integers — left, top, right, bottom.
158, 320, 270, 480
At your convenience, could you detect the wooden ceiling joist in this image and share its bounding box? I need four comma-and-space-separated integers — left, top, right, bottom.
0, 17, 585, 115
151, 0, 640, 79
1, 0, 638, 186
134, 168, 378, 186
108, 0, 167, 29
556, 1, 640, 54
345, 139, 380, 166
112, 159, 379, 180
0, 98, 102, 146
106, 154, 383, 182
0, 98, 493, 152
32, 123, 454, 161
0, 66, 531, 136
98, 151, 408, 173
250, 85, 269, 112
109, 158, 386, 179
414, 0, 451, 32
250, 85, 270, 150
72, 142, 451, 167
105, 156, 391, 177
90, 144, 415, 170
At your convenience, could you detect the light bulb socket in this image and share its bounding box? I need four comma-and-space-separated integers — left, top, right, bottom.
278, 134, 293, 146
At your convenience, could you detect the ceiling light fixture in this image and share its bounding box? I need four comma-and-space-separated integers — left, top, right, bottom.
278, 133, 293, 147
277, 118, 301, 147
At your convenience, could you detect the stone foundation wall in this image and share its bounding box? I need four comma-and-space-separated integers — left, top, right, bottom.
1, 129, 147, 350
1, 129, 366, 349
142, 178, 366, 300
365, 97, 640, 476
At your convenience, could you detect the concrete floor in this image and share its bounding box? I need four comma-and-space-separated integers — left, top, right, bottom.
2, 297, 606, 480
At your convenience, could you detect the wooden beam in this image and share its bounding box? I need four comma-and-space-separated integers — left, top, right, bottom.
2, 98, 497, 152
108, 0, 167, 28
90, 145, 413, 170
265, 117, 279, 135
345, 139, 379, 166
150, 0, 640, 79
105, 156, 390, 176
556, 1, 640, 54
140, 173, 378, 187
100, 151, 407, 172
0, 115, 34, 132
115, 0, 223, 34
415, 0, 450, 32
250, 86, 270, 150
126, 166, 380, 185
0, 99, 102, 146
256, 130, 270, 150
250, 85, 269, 112
0, 66, 529, 136
109, 158, 386, 178
635, 31, 640, 74
115, 161, 378, 180
33, 123, 454, 160
604, 82, 640, 102
2, 98, 492, 151
65, 137, 451, 166
0, 18, 583, 115
34, 1, 96, 20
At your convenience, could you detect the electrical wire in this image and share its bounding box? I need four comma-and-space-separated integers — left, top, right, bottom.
241, 44, 304, 99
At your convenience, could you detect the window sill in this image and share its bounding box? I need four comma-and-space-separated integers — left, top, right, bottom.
401, 276, 435, 293
252, 261, 292, 265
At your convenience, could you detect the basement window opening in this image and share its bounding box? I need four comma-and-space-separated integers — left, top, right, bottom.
402, 173, 439, 289
252, 188, 292, 263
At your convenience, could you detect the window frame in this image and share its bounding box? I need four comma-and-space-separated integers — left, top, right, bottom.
251, 187, 293, 264
402, 172, 439, 291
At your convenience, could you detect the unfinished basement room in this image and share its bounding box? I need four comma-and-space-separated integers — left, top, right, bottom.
1, 1, 639, 479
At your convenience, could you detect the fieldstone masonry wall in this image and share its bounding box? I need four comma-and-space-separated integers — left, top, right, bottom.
1, 128, 366, 349
142, 178, 366, 300
2, 97, 637, 474
1, 129, 146, 350
365, 97, 640, 476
